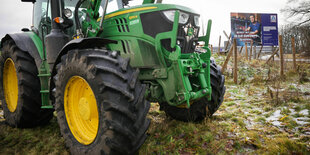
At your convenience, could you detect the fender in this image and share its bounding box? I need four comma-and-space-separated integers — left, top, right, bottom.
0, 33, 43, 71
49, 37, 117, 100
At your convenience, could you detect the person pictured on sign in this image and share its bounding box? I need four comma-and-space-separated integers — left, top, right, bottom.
246, 14, 262, 45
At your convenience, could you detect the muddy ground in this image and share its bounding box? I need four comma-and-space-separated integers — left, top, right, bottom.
0, 54, 309, 154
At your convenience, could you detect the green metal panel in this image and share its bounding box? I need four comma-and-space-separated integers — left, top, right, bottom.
95, 4, 212, 107
25, 32, 44, 59
25, 31, 52, 109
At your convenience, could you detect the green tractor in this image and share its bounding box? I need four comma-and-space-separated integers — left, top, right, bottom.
0, 0, 225, 154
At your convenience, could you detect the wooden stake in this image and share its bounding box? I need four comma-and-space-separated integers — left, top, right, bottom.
257, 46, 264, 59
239, 46, 244, 54
218, 35, 221, 53
233, 38, 238, 84
254, 46, 257, 59
223, 31, 230, 40
291, 37, 297, 70
272, 46, 275, 62
223, 31, 231, 51
265, 47, 279, 64
249, 41, 253, 61
245, 42, 248, 60
221, 45, 234, 73
279, 35, 284, 77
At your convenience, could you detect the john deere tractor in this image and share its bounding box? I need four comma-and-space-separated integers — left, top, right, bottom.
0, 0, 225, 154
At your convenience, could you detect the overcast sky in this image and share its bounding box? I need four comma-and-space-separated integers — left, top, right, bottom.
0, 0, 291, 45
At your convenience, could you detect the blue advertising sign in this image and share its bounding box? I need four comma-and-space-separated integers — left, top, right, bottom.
261, 14, 278, 46
231, 13, 278, 46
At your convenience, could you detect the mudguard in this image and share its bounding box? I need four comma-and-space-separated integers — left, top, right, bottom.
49, 37, 117, 99
0, 33, 42, 71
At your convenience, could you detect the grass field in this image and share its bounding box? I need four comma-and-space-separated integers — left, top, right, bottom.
0, 54, 309, 154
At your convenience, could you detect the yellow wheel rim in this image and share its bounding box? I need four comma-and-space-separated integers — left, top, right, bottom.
3, 58, 18, 112
64, 76, 99, 145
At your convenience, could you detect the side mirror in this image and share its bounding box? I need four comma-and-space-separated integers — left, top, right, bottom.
21, 0, 36, 3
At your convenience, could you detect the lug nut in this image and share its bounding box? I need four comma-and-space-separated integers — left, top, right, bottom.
111, 51, 118, 58
202, 90, 207, 94
202, 63, 207, 68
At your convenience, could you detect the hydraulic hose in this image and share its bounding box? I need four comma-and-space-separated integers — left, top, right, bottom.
74, 0, 86, 37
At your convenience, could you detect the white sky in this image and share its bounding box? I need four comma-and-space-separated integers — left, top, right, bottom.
0, 0, 291, 46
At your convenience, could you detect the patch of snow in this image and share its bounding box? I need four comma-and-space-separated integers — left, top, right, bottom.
290, 109, 309, 125
271, 121, 282, 126
289, 109, 296, 115
293, 117, 310, 125
266, 110, 283, 126
261, 55, 271, 60
266, 110, 282, 121
299, 109, 309, 116
299, 85, 310, 93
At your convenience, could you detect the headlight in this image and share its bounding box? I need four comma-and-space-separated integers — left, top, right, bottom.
194, 15, 200, 26
163, 10, 189, 24
63, 8, 73, 18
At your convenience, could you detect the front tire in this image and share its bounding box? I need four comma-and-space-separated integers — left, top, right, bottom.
160, 59, 226, 122
54, 48, 150, 154
0, 40, 53, 127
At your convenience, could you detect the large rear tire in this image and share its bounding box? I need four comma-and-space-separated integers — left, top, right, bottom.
0, 40, 53, 127
54, 48, 150, 154
160, 59, 226, 122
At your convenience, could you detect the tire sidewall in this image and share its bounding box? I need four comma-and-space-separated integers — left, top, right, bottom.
0, 44, 23, 126
55, 54, 108, 154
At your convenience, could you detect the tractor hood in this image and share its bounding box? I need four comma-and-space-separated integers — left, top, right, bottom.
105, 3, 200, 20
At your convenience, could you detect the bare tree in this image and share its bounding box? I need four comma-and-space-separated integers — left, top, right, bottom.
281, 0, 310, 56
279, 24, 309, 54
282, 0, 310, 26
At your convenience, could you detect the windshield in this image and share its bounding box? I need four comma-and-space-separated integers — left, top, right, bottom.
33, 0, 51, 30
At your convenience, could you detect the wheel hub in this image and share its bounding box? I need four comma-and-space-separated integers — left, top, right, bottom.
78, 97, 91, 121
64, 76, 99, 145
3, 58, 18, 112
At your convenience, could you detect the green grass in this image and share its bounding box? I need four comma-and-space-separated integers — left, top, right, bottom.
280, 107, 291, 115
225, 101, 236, 106
259, 137, 309, 154
280, 116, 299, 129
0, 118, 69, 154
254, 116, 266, 123
263, 106, 272, 112
249, 109, 262, 115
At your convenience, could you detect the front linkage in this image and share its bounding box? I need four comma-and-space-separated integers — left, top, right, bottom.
151, 10, 213, 108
